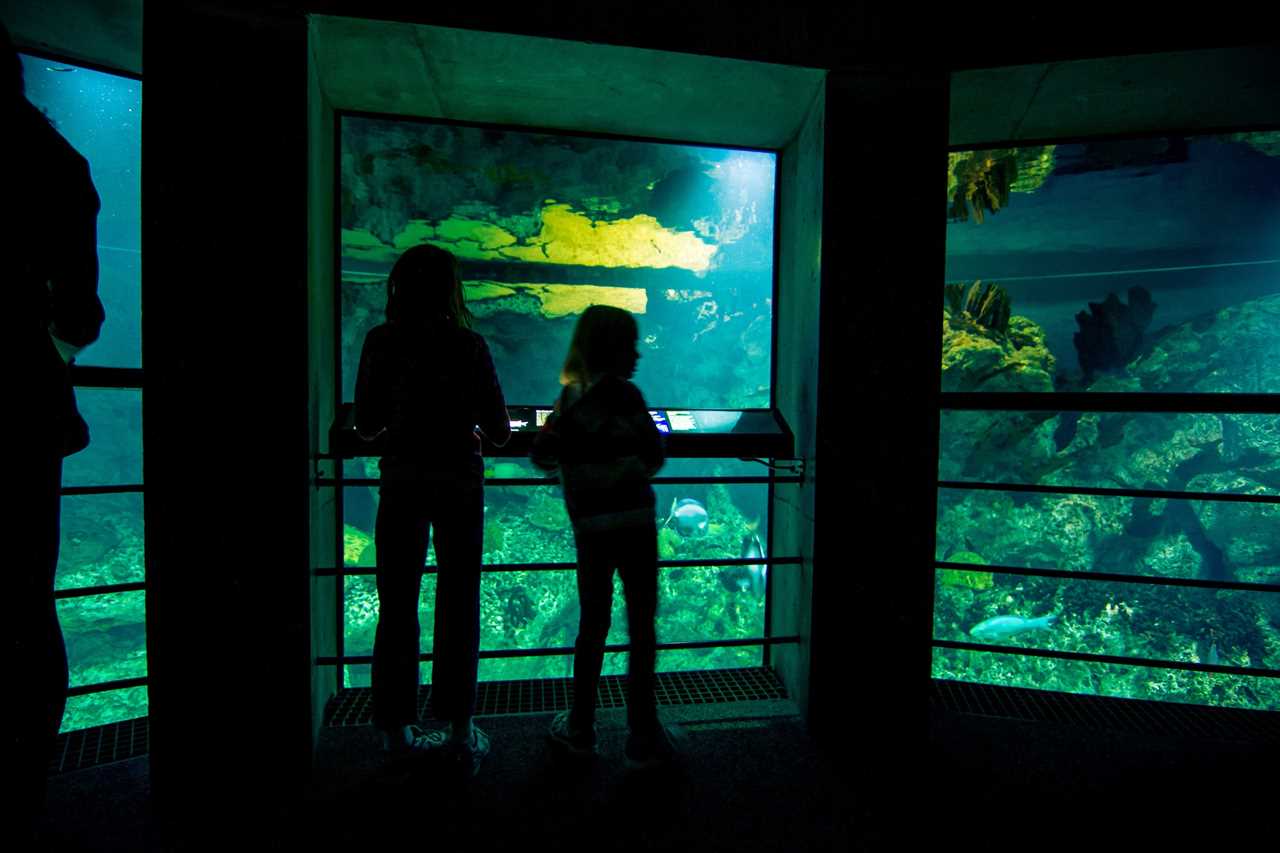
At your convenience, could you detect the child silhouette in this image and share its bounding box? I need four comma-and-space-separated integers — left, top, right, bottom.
531, 305, 680, 768
354, 244, 510, 775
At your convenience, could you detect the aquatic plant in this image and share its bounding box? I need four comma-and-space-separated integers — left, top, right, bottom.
944, 280, 1012, 335
949, 150, 1018, 223
938, 551, 994, 590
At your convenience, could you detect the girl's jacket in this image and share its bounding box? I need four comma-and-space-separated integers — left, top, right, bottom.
529, 376, 665, 531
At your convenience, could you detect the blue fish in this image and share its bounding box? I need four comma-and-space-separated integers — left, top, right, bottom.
969, 610, 1059, 641
664, 497, 708, 535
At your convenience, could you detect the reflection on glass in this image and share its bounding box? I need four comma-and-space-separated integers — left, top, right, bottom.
62, 686, 149, 733
57, 591, 147, 688
339, 116, 776, 409
943, 134, 1280, 395
56, 493, 145, 590
20, 54, 141, 369
63, 388, 143, 487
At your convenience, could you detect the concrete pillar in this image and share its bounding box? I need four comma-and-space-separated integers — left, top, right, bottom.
807, 65, 948, 834
143, 3, 312, 843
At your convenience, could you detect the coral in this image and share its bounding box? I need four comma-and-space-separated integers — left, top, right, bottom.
1073, 287, 1157, 380
483, 520, 507, 554
948, 150, 1018, 223
527, 489, 570, 531
344, 524, 375, 567
948, 147, 1055, 202
945, 280, 1012, 335
940, 305, 1055, 394
1009, 146, 1056, 193
658, 526, 684, 560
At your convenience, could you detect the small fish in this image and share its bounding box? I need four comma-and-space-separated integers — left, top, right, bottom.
664, 497, 708, 535
969, 610, 1060, 641
46, 65, 76, 73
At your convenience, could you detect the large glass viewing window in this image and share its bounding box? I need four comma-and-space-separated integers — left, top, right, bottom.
330, 113, 783, 688
934, 132, 1280, 711
22, 51, 146, 731
338, 114, 777, 409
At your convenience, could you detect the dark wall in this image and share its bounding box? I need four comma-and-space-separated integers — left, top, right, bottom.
143, 3, 311, 842
204, 0, 1266, 72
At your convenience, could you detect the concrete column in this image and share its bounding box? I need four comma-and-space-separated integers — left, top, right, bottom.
807, 65, 948, 833
143, 3, 312, 843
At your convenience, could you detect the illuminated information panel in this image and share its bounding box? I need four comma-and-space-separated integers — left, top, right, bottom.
329, 403, 793, 459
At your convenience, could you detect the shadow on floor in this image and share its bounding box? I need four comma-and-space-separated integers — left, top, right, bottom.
39, 702, 1275, 851
298, 706, 856, 853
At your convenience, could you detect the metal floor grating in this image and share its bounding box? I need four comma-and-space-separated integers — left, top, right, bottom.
325, 667, 789, 727
931, 679, 1280, 745
49, 716, 150, 776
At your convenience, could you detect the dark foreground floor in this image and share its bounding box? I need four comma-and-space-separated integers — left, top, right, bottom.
38, 697, 1277, 852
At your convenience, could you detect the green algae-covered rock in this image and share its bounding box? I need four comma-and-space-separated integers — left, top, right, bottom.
939, 309, 1057, 482
1132, 294, 1280, 394
940, 310, 1055, 393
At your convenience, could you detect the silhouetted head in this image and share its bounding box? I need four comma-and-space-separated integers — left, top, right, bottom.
2, 20, 22, 105
561, 305, 640, 386
385, 244, 473, 330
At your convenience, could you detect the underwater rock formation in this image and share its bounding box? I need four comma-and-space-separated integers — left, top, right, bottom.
945, 280, 1012, 335
937, 292, 1280, 703
941, 306, 1055, 394
1129, 293, 1280, 394
939, 303, 1057, 482
1072, 287, 1156, 380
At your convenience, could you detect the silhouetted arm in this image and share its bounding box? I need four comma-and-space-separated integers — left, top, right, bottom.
623, 382, 665, 478
529, 384, 579, 473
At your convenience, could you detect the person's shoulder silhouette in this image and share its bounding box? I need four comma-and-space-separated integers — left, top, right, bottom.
5, 23, 104, 385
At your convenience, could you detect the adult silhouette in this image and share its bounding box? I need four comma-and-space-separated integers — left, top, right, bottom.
4, 19, 105, 845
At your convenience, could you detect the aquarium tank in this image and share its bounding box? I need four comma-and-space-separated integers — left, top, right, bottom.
936, 133, 1280, 711
21, 52, 146, 731
337, 114, 778, 687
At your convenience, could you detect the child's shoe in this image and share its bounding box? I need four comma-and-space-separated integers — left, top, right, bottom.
453, 725, 490, 777
547, 710, 598, 757
380, 724, 450, 760
624, 722, 682, 771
